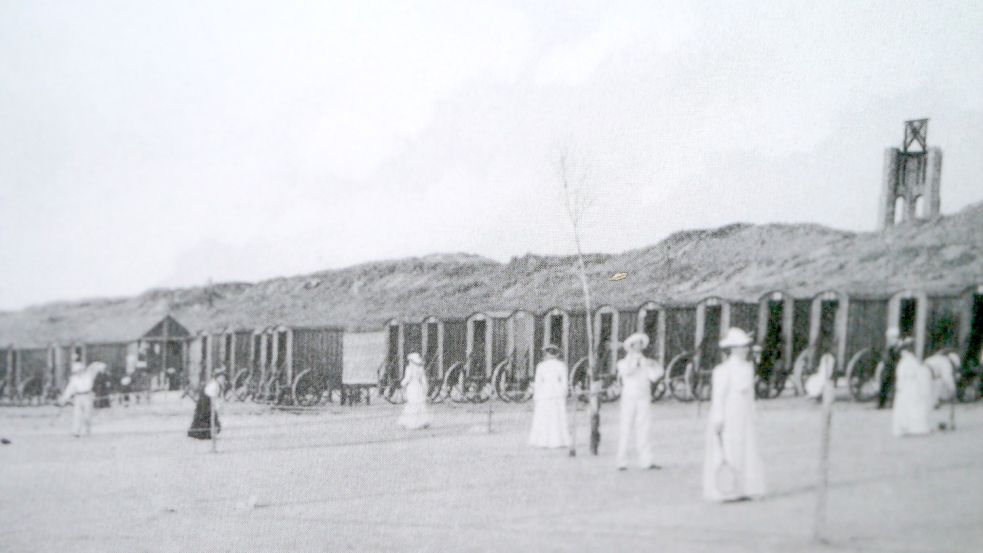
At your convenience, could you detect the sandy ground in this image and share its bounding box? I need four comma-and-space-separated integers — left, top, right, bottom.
1, 393, 981, 553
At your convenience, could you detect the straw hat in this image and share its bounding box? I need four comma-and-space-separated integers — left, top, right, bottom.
542, 344, 561, 357
70, 361, 87, 374
719, 328, 753, 349
407, 352, 424, 365
622, 333, 650, 350
87, 361, 107, 373
886, 327, 901, 341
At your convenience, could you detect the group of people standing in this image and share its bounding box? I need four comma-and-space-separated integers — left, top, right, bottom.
878, 327, 956, 437
525, 328, 766, 502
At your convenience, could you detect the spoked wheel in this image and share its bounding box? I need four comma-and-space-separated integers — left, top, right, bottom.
443, 364, 467, 403
599, 375, 621, 403
791, 348, 815, 397
292, 369, 326, 407
650, 377, 666, 402
693, 369, 712, 402
427, 376, 446, 403
956, 363, 982, 403
493, 360, 534, 403
847, 348, 881, 402
381, 381, 406, 405
667, 353, 694, 402
568, 357, 589, 403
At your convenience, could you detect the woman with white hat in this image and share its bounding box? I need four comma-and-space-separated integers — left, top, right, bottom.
57, 361, 105, 437
616, 332, 663, 470
892, 337, 934, 437
528, 344, 571, 448
703, 328, 766, 502
398, 352, 432, 430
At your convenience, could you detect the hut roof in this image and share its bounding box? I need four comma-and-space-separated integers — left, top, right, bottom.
0, 311, 191, 348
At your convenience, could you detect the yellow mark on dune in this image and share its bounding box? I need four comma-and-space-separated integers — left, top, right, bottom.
609, 272, 628, 281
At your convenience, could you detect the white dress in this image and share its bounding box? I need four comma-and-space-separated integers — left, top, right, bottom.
398, 363, 432, 430
616, 353, 662, 468
528, 359, 571, 448
892, 351, 933, 437
703, 355, 766, 501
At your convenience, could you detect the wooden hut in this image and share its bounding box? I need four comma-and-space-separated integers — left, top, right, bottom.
637, 302, 666, 366
465, 311, 510, 378
280, 325, 345, 393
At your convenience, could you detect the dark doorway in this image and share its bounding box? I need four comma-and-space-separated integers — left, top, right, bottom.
549, 314, 564, 349
597, 313, 614, 376
899, 298, 917, 338
817, 300, 839, 356
761, 300, 784, 374
472, 320, 487, 375
643, 310, 659, 358
700, 306, 723, 367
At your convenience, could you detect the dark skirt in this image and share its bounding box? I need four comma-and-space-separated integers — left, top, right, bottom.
188, 395, 221, 440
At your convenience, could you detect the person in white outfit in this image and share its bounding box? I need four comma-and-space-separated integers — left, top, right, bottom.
703, 328, 766, 502
892, 338, 934, 437
616, 333, 663, 470
398, 353, 432, 430
58, 361, 105, 438
528, 345, 571, 448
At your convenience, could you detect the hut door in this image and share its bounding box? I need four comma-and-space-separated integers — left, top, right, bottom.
642, 310, 659, 359
761, 301, 784, 374
701, 306, 723, 368
165, 341, 183, 390
598, 313, 614, 376
471, 320, 487, 375
387, 326, 400, 381
898, 298, 918, 339
549, 315, 564, 350
817, 300, 839, 355
966, 295, 983, 367
425, 322, 440, 379
199, 337, 209, 383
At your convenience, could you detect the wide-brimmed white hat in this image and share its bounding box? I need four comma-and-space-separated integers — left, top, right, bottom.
719, 328, 753, 348
886, 327, 901, 340
407, 352, 424, 365
622, 333, 650, 350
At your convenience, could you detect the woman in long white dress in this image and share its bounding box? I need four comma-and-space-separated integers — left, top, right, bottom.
528, 345, 571, 448
703, 328, 766, 502
892, 339, 933, 437
398, 353, 432, 430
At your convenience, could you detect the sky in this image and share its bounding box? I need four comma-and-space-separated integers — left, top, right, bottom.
1, 0, 982, 310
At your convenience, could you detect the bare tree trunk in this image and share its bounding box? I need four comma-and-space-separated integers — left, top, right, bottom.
813, 369, 835, 543
571, 221, 599, 455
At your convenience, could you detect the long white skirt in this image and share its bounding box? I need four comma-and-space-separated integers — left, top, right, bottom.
702, 418, 766, 501
528, 397, 571, 448
398, 382, 432, 430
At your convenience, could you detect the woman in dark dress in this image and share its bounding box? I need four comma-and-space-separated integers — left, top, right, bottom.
188, 371, 226, 440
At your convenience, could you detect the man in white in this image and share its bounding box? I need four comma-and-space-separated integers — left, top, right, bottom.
892, 338, 934, 437
58, 361, 106, 438
703, 328, 766, 502
616, 333, 663, 470
528, 345, 571, 448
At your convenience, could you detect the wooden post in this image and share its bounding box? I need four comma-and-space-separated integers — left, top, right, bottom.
487, 403, 493, 434
210, 391, 218, 454
813, 362, 835, 543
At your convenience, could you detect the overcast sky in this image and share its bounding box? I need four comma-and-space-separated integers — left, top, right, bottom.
1, 0, 981, 310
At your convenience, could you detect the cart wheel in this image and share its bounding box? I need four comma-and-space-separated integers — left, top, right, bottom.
667, 353, 693, 402
382, 381, 406, 405
491, 360, 512, 402
846, 348, 880, 402
444, 364, 467, 403
567, 358, 591, 403
292, 369, 324, 407
956, 364, 982, 403
650, 377, 666, 402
